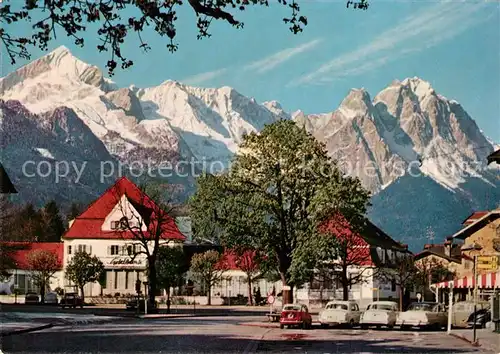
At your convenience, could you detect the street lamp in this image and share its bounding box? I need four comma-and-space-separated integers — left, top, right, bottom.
462, 243, 483, 345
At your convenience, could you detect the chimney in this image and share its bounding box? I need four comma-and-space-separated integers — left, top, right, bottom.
444, 241, 451, 258
424, 244, 433, 250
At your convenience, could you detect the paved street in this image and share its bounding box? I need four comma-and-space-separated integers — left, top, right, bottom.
1, 315, 495, 353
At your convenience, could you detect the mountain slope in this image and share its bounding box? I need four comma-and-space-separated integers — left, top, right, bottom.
1, 48, 498, 251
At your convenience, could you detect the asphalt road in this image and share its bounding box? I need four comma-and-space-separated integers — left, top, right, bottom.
1, 315, 494, 354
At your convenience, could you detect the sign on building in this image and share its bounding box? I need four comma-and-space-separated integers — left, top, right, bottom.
477, 256, 499, 271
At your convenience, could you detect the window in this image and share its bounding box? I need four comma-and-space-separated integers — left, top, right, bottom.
109, 245, 120, 255
77, 244, 91, 254
125, 271, 129, 289
111, 221, 121, 230
387, 249, 393, 262
351, 304, 359, 311
114, 271, 118, 289
67, 245, 72, 255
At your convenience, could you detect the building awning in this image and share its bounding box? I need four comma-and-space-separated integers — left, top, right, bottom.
433, 271, 499, 289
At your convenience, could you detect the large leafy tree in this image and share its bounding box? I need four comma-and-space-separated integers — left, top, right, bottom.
26, 249, 60, 303
41, 200, 66, 242
156, 245, 185, 313
65, 250, 105, 303
189, 250, 227, 305
1, 0, 368, 75
190, 120, 370, 304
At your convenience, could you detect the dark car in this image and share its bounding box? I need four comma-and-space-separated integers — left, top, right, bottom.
126, 298, 158, 313
60, 292, 84, 308
25, 292, 40, 304
467, 308, 491, 328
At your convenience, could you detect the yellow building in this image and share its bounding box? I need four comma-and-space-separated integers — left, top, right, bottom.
448, 209, 500, 279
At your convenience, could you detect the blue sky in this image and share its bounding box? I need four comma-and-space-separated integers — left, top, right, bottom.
3, 0, 500, 141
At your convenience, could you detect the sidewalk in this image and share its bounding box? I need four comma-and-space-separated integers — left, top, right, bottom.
450, 329, 500, 353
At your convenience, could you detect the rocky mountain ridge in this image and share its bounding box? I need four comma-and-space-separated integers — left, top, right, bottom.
1, 46, 499, 250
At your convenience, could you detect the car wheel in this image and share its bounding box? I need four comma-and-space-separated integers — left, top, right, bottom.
302, 322, 307, 330
387, 324, 394, 330
321, 324, 328, 329
349, 319, 355, 328
361, 324, 368, 330
280, 324, 284, 329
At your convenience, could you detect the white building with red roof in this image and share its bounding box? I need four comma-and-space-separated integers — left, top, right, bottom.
0, 242, 64, 297
63, 177, 185, 297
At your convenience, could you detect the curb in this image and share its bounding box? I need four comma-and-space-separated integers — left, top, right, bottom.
1, 323, 53, 337
449, 333, 481, 348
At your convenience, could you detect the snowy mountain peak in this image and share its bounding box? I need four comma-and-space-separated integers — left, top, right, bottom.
401, 77, 435, 100
338, 88, 373, 118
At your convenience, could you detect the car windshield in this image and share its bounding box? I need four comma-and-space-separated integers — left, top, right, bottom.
326, 303, 348, 310
283, 305, 301, 311
367, 304, 394, 311
408, 303, 435, 311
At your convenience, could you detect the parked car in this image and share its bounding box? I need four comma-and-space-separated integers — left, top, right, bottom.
360, 301, 399, 329
25, 292, 40, 304
397, 302, 447, 330
319, 300, 361, 328
279, 304, 313, 329
60, 292, 83, 308
467, 308, 491, 329
44, 292, 58, 305
452, 301, 490, 328
126, 298, 159, 313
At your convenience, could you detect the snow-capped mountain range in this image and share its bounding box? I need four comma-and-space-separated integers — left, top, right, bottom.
1, 46, 499, 250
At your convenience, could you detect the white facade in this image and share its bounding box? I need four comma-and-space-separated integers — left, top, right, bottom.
212, 266, 412, 309
63, 195, 181, 297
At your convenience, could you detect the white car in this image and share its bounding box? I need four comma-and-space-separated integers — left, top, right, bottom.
319, 300, 361, 328
360, 301, 399, 329
397, 302, 447, 330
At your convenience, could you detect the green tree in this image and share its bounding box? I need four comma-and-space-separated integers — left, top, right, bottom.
1, 1, 368, 75
190, 120, 370, 304
156, 245, 185, 313
8, 203, 45, 241
65, 250, 105, 303
189, 250, 227, 305
67, 202, 84, 221
41, 200, 66, 242
26, 249, 60, 303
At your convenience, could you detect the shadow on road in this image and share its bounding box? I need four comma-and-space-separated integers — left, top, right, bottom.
0, 303, 274, 318
1, 327, 484, 353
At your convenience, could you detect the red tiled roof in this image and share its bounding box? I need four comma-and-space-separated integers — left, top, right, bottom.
64, 177, 185, 241
2, 242, 63, 270
462, 211, 488, 225
219, 249, 260, 271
